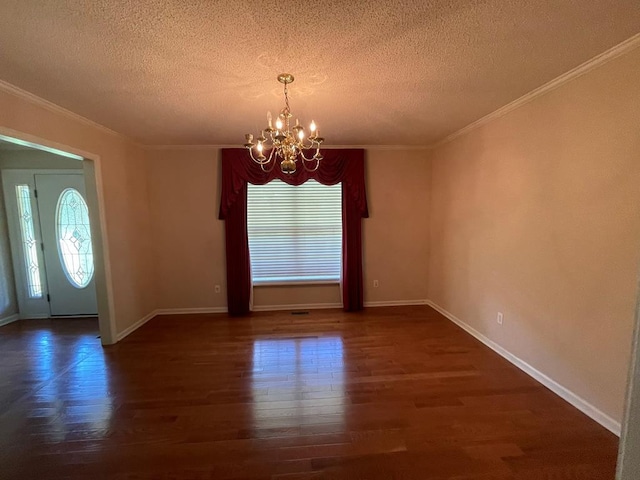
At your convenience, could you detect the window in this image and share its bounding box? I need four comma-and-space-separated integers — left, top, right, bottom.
247, 179, 342, 284
15, 185, 42, 298
55, 188, 95, 288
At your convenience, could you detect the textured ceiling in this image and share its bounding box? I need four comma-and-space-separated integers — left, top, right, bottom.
0, 1, 639, 146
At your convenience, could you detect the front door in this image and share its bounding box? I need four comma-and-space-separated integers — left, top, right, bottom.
35, 174, 97, 316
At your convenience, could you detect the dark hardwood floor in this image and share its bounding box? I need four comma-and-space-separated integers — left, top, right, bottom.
0, 307, 619, 479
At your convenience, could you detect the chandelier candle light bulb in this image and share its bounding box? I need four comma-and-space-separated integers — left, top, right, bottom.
244, 73, 325, 174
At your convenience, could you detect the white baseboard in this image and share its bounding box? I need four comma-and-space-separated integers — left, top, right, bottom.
253, 299, 429, 311
116, 307, 228, 341
252, 302, 342, 312
148, 301, 431, 317
116, 310, 157, 341
109, 300, 622, 435
364, 299, 428, 308
426, 300, 621, 436
153, 302, 431, 315
0, 313, 20, 327
19, 314, 50, 319
155, 307, 228, 315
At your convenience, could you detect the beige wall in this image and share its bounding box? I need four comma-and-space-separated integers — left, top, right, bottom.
146, 148, 430, 311
363, 149, 430, 304
0, 89, 156, 338
428, 46, 640, 422
146, 148, 226, 310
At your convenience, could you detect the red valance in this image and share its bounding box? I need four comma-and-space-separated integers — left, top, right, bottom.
219, 149, 368, 219
219, 148, 368, 315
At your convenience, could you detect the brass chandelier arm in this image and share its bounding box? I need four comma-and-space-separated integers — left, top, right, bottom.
243, 73, 325, 175
300, 157, 320, 172
259, 151, 279, 173
247, 145, 276, 165
298, 146, 322, 162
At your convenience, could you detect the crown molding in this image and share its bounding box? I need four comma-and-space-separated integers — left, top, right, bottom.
433, 32, 640, 149
5, 31, 638, 153
144, 144, 235, 150
0, 79, 134, 144
322, 144, 432, 151
143, 143, 433, 151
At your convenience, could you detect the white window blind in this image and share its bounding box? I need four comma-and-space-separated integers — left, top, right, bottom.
247, 179, 342, 284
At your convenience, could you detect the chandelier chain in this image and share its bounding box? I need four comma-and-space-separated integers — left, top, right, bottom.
243, 73, 324, 175
283, 82, 290, 115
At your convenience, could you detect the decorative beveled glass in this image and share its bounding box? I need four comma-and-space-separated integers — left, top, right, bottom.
55, 188, 94, 288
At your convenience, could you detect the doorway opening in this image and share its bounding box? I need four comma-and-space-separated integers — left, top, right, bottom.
2, 170, 98, 317
0, 132, 115, 344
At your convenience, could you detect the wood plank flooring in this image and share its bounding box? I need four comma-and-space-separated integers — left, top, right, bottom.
0, 307, 619, 479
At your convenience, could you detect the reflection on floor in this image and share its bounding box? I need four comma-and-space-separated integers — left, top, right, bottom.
0, 318, 111, 459
252, 337, 345, 434
0, 307, 620, 479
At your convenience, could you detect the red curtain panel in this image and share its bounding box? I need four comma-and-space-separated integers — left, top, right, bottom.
219, 148, 368, 316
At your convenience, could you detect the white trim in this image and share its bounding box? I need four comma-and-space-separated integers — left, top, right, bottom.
253, 280, 340, 287
1, 170, 51, 318
434, 32, 640, 148
0, 313, 19, 326
149, 301, 430, 314
3, 34, 639, 154
116, 307, 229, 341
143, 144, 433, 151
426, 300, 621, 436
19, 313, 49, 319
325, 145, 432, 151
0, 126, 117, 345
0, 168, 83, 174
252, 303, 342, 312
616, 268, 640, 478
364, 299, 428, 307
0, 127, 103, 161
143, 144, 233, 151
116, 310, 156, 341
0, 134, 84, 160
0, 80, 128, 142
154, 307, 228, 315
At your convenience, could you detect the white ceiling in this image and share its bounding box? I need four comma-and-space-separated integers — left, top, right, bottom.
0, 0, 639, 146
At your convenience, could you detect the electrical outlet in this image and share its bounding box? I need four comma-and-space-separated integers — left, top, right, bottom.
497, 312, 504, 325
373, 280, 379, 288
215, 285, 221, 294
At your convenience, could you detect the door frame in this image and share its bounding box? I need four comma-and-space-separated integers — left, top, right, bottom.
0, 126, 116, 345
2, 169, 87, 318
616, 273, 640, 478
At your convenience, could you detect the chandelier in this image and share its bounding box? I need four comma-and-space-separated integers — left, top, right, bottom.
244, 73, 324, 174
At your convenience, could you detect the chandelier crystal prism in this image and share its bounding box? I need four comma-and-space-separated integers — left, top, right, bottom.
244, 73, 324, 174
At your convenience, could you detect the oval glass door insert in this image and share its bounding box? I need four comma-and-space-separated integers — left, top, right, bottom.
55, 188, 95, 288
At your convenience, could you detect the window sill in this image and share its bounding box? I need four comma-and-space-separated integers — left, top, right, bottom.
252, 280, 340, 287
